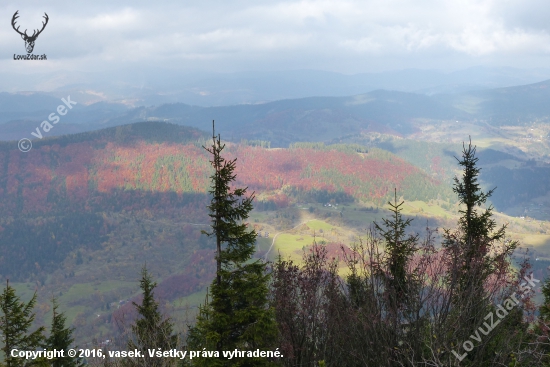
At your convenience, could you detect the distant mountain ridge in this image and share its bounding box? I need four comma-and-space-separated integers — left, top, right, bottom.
1, 78, 549, 146
436, 79, 550, 124
3, 66, 550, 106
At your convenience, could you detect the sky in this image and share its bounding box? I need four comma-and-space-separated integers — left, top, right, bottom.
1, 0, 550, 91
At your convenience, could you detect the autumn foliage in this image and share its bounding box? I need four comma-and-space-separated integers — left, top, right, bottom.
0, 123, 448, 218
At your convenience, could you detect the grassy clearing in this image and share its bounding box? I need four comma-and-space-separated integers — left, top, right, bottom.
255, 237, 272, 254
64, 305, 88, 325
48, 280, 137, 326
475, 137, 516, 149
307, 219, 334, 232
9, 282, 38, 303
341, 208, 381, 223
451, 96, 487, 114
401, 201, 452, 218
515, 234, 550, 260
60, 281, 136, 304
522, 234, 550, 247
274, 233, 316, 262
171, 288, 208, 310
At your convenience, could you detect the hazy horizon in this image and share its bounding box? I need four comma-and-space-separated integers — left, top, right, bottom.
2, 0, 550, 97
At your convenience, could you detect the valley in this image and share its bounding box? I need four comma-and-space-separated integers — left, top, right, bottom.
0, 118, 549, 346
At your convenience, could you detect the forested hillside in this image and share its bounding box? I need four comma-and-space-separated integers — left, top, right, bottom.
0, 122, 449, 279
0, 121, 458, 344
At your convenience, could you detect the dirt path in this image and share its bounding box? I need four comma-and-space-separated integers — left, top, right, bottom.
264, 219, 315, 261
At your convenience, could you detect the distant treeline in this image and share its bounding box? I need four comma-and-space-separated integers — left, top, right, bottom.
240, 139, 271, 148
289, 142, 368, 153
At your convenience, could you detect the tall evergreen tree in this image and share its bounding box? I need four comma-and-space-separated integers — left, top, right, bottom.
45, 298, 83, 367
452, 139, 507, 257
373, 189, 422, 364
441, 139, 521, 365
187, 121, 277, 366
445, 140, 514, 303
374, 188, 419, 308
0, 280, 44, 367
125, 266, 177, 367
541, 277, 550, 323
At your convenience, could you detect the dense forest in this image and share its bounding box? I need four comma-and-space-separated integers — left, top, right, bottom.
0, 122, 450, 217
1, 125, 550, 367
0, 122, 452, 283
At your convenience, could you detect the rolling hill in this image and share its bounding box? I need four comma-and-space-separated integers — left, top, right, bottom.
3, 79, 550, 148
0, 121, 454, 341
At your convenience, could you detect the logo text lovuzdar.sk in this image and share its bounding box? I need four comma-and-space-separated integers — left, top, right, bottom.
11, 10, 48, 60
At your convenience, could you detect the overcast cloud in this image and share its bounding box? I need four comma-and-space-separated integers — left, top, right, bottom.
1, 0, 549, 91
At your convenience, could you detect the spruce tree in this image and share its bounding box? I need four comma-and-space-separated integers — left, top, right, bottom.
125, 266, 177, 367
374, 188, 418, 308
452, 139, 506, 255
541, 277, 550, 323
0, 280, 45, 367
45, 298, 83, 367
442, 139, 520, 365
373, 189, 421, 364
445, 139, 513, 299
187, 121, 277, 366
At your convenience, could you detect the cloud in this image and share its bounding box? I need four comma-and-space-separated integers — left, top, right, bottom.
0, 0, 549, 90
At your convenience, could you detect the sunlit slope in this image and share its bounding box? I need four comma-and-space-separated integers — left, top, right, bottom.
0, 122, 451, 219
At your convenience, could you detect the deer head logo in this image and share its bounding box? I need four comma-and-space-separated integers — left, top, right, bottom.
12, 11, 49, 54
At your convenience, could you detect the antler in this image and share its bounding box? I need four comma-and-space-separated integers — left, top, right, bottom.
29, 13, 49, 39
11, 11, 27, 37
11, 11, 49, 39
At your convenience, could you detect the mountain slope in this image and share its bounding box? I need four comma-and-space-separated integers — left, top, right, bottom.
2, 79, 550, 146
0, 121, 456, 342
96, 90, 465, 146
0, 121, 449, 280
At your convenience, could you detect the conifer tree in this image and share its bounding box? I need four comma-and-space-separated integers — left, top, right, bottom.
452, 139, 507, 259
441, 139, 520, 365
374, 188, 419, 308
371, 189, 421, 364
45, 298, 83, 367
125, 266, 177, 367
541, 277, 550, 323
0, 280, 45, 367
444, 139, 514, 303
187, 121, 277, 366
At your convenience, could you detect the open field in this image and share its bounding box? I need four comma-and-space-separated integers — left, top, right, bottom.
410, 119, 550, 161
265, 200, 550, 266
